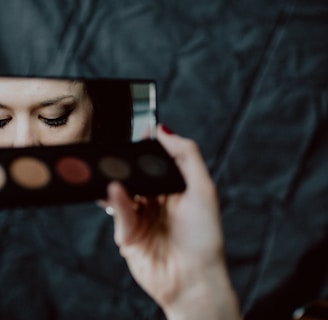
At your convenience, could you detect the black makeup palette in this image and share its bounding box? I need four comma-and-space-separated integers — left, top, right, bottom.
0, 139, 186, 208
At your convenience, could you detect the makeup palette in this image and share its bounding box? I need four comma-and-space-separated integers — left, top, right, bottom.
0, 139, 186, 209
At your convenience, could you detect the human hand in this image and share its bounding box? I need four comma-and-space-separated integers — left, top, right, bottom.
99, 125, 241, 320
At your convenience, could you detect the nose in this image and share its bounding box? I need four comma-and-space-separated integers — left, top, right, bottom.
12, 118, 40, 147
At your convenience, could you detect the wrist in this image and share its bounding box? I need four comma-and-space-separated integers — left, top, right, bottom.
163, 262, 242, 320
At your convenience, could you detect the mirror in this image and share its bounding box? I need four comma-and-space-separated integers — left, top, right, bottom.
0, 77, 157, 148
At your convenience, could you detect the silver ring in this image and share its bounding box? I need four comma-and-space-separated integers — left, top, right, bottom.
105, 206, 115, 216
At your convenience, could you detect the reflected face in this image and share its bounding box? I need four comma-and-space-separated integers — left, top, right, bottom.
0, 78, 93, 147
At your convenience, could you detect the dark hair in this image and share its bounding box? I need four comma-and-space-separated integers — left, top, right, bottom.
84, 79, 133, 145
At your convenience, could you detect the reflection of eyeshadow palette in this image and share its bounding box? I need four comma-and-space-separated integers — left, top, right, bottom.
0, 140, 186, 209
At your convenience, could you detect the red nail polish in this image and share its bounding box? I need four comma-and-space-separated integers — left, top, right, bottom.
161, 124, 174, 135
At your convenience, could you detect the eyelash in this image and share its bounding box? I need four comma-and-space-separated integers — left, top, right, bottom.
0, 118, 11, 128
39, 109, 73, 128
39, 114, 69, 127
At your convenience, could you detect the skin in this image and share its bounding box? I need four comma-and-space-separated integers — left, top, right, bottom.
0, 77, 93, 147
100, 125, 242, 320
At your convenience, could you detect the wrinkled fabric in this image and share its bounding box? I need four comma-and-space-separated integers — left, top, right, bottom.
0, 204, 165, 319
0, 0, 327, 319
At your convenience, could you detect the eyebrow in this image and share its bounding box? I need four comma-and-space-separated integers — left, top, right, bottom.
40, 95, 76, 106
0, 95, 77, 110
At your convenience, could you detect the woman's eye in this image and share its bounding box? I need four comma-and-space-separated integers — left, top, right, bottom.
0, 118, 11, 128
39, 109, 73, 127
39, 114, 69, 127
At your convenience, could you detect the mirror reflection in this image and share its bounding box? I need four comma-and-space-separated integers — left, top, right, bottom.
0, 77, 156, 147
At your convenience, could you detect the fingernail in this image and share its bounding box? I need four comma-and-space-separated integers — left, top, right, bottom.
161, 124, 174, 135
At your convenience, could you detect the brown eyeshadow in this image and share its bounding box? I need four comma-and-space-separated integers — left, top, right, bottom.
10, 157, 50, 189
98, 156, 130, 180
56, 156, 91, 185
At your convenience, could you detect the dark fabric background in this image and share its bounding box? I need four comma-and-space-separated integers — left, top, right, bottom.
0, 1, 327, 319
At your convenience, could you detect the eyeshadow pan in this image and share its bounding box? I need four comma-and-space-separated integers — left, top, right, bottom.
0, 165, 6, 190
56, 156, 91, 185
137, 154, 168, 177
10, 157, 50, 189
99, 156, 130, 180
